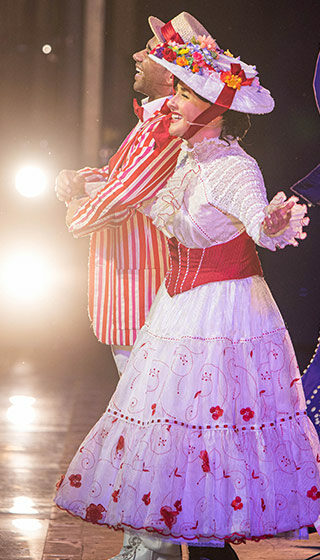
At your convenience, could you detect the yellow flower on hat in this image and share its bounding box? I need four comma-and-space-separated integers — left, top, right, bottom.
178, 47, 190, 55
221, 71, 243, 90
176, 55, 189, 67
224, 49, 234, 58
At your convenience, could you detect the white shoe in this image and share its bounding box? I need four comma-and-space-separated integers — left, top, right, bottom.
109, 533, 143, 560
109, 532, 181, 560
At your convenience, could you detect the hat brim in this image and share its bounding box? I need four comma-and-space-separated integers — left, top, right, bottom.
149, 54, 275, 114
148, 16, 166, 42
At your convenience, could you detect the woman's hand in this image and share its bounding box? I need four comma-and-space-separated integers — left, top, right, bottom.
262, 199, 295, 236
66, 197, 89, 227
262, 193, 309, 238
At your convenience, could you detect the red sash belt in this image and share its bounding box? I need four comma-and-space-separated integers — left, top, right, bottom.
165, 231, 263, 296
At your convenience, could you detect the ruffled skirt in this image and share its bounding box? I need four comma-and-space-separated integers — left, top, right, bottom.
55, 276, 320, 544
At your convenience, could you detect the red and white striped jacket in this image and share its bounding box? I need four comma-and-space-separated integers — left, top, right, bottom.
70, 98, 181, 346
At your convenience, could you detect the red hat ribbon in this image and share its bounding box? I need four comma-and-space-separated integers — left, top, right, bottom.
183, 63, 252, 140
161, 21, 184, 44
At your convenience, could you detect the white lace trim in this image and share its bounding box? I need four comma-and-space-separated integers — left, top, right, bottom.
149, 138, 307, 251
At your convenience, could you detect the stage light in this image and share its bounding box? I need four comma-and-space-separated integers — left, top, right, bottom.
6, 395, 37, 428
1, 251, 51, 302
42, 44, 52, 54
15, 166, 47, 198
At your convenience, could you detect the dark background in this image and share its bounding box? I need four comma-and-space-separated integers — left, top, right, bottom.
0, 0, 319, 370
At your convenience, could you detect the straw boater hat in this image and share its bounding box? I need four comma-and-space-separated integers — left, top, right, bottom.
149, 35, 275, 139
149, 12, 210, 44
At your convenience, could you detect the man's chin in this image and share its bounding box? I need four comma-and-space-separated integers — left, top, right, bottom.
133, 77, 144, 94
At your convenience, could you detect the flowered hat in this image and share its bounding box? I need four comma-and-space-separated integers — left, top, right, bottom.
149, 12, 210, 44
149, 36, 274, 118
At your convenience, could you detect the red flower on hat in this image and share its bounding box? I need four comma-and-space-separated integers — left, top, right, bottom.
163, 48, 177, 63
85, 503, 106, 523
210, 405, 224, 420
231, 496, 243, 510
307, 486, 320, 501
240, 407, 254, 421
69, 474, 82, 488
142, 492, 151, 505
192, 51, 204, 64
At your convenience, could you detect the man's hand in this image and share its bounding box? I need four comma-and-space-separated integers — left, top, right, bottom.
55, 170, 86, 203
66, 197, 89, 227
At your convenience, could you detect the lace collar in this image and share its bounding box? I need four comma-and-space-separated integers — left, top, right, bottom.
180, 136, 238, 162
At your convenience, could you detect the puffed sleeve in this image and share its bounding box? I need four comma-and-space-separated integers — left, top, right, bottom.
204, 154, 306, 251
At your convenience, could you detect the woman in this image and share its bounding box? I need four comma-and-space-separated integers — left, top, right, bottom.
55, 36, 320, 559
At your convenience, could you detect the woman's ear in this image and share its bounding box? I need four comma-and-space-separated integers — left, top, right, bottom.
211, 115, 223, 127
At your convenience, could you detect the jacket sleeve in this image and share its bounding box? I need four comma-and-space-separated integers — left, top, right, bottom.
68, 116, 181, 237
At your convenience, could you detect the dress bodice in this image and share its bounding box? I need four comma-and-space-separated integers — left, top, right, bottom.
141, 137, 304, 252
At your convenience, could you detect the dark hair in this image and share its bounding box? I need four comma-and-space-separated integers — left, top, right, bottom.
220, 110, 251, 143
173, 77, 251, 143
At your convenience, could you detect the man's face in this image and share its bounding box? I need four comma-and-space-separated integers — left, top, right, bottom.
132, 36, 172, 100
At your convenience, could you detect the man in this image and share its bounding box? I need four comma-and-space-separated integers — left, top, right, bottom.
56, 13, 230, 560
55, 11, 209, 378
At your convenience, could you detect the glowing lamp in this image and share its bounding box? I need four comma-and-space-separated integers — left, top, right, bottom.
15, 166, 47, 198
42, 44, 52, 54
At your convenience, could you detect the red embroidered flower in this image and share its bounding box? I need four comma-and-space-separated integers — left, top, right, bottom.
116, 436, 124, 453
112, 489, 120, 502
56, 474, 65, 490
69, 474, 82, 488
210, 405, 224, 420
162, 48, 177, 62
151, 403, 157, 416
307, 486, 320, 501
174, 499, 182, 512
199, 450, 210, 473
142, 492, 151, 505
85, 503, 106, 523
160, 506, 179, 529
240, 407, 255, 422
231, 496, 243, 510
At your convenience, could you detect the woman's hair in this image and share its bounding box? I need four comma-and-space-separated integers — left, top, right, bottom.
173, 77, 251, 143
220, 110, 251, 143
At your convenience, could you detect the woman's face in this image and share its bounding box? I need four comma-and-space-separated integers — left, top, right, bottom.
167, 82, 211, 139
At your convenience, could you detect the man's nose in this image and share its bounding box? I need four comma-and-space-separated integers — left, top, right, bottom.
133, 48, 147, 62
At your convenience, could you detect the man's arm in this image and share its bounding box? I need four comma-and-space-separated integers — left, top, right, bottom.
68, 114, 181, 237
55, 165, 109, 203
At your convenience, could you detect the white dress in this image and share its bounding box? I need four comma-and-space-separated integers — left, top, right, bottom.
55, 138, 320, 546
